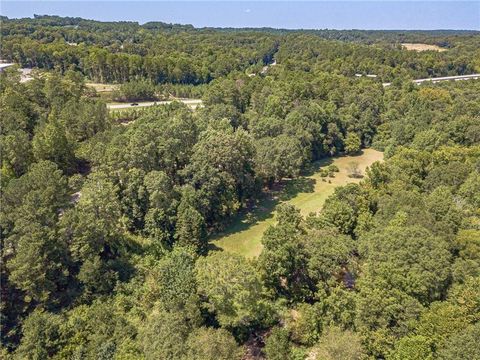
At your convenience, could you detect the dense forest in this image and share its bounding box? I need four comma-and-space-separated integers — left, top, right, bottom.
1, 16, 479, 360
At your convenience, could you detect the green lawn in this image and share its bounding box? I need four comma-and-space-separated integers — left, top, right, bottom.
210, 149, 383, 258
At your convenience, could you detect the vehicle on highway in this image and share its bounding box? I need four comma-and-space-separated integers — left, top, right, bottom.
130, 103, 139, 106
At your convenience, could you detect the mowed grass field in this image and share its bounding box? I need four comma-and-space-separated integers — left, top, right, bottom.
210, 149, 384, 258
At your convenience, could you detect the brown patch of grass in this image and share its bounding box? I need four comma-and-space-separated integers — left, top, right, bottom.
86, 82, 119, 93
401, 43, 447, 52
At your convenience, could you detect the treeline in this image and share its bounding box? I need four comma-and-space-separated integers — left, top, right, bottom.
1, 17, 279, 84
276, 34, 480, 81
2, 16, 480, 85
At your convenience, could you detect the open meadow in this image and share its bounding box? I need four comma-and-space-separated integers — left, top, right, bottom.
211, 149, 384, 258
401, 43, 447, 51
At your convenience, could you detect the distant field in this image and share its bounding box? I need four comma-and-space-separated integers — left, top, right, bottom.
401, 43, 446, 52
86, 82, 118, 92
211, 149, 384, 258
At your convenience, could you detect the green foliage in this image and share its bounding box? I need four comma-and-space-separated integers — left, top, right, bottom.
142, 310, 192, 360
304, 228, 355, 285
356, 286, 424, 356
437, 322, 480, 360
143, 247, 200, 317
32, 118, 76, 173
56, 300, 136, 359
344, 132, 362, 154
388, 335, 434, 360
452, 229, 480, 282
359, 225, 451, 304
254, 135, 307, 183
318, 183, 367, 235
264, 327, 292, 360
175, 198, 207, 254
286, 303, 323, 346
258, 204, 312, 301
195, 252, 268, 330
114, 80, 158, 102
2, 161, 70, 305
14, 311, 63, 359
327, 164, 339, 172
312, 326, 365, 360
184, 328, 242, 360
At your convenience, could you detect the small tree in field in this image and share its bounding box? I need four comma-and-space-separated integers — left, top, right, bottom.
347, 161, 362, 178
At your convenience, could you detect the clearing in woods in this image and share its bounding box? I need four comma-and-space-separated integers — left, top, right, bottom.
85, 82, 119, 92
210, 149, 384, 258
401, 43, 447, 52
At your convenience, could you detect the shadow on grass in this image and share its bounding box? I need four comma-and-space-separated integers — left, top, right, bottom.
208, 150, 369, 252
208, 193, 278, 243
302, 157, 334, 176
278, 177, 315, 201
208, 177, 315, 249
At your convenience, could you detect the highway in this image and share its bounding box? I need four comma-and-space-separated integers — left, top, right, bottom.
107, 98, 203, 110
105, 74, 480, 110
383, 73, 480, 87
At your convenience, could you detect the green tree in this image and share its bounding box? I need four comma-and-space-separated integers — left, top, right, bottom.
264, 327, 292, 360
355, 286, 423, 357
60, 172, 124, 299
0, 130, 32, 177
14, 310, 63, 360
258, 204, 311, 301
254, 135, 306, 184
2, 161, 70, 305
113, 79, 157, 102
143, 247, 200, 318
305, 228, 355, 285
312, 326, 365, 360
195, 252, 267, 330
359, 225, 451, 304
142, 310, 192, 360
56, 300, 136, 360
388, 335, 434, 360
32, 118, 76, 173
59, 98, 110, 142
143, 170, 179, 245
437, 323, 480, 360
175, 197, 207, 254
286, 303, 323, 346
184, 328, 242, 360
344, 132, 361, 154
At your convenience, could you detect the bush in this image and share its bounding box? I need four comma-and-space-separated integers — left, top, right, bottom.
327, 164, 339, 172
320, 169, 329, 178
264, 327, 292, 360
347, 161, 362, 178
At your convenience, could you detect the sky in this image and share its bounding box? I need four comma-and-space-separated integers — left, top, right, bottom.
1, 1, 479, 30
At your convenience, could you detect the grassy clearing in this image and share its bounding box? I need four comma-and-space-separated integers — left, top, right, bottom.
210, 149, 384, 258
401, 43, 446, 52
86, 82, 119, 93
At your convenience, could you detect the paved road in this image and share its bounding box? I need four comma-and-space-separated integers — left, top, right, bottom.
383, 73, 480, 87
107, 98, 203, 110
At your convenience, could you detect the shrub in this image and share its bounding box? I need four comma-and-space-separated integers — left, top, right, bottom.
327, 164, 339, 172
